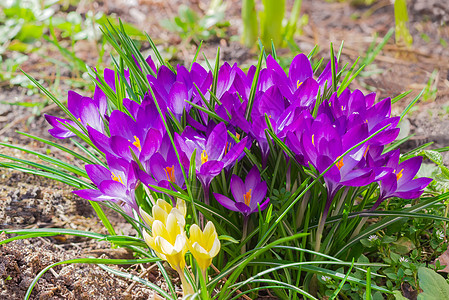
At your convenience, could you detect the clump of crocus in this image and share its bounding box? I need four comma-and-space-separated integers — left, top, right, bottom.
140, 199, 193, 296
187, 221, 221, 281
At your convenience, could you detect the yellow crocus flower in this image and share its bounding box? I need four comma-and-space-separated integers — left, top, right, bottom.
187, 221, 221, 275
143, 213, 187, 269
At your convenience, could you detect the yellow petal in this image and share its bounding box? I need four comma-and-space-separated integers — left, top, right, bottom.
173, 234, 187, 253
157, 235, 186, 270
208, 237, 221, 258
157, 236, 176, 255
189, 224, 203, 246
140, 207, 154, 226
156, 199, 173, 214
204, 221, 218, 250
153, 206, 169, 224
176, 198, 187, 217
170, 208, 186, 228
152, 220, 169, 240
165, 213, 183, 243
191, 242, 212, 270
166, 250, 186, 270
142, 230, 156, 249
192, 242, 209, 258
203, 221, 216, 236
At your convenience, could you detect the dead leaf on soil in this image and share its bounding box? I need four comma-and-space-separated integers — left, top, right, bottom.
436, 246, 449, 273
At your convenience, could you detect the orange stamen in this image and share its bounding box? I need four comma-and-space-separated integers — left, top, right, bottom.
363, 145, 370, 157
111, 172, 123, 184
297, 80, 302, 89
164, 165, 176, 182
336, 157, 344, 170
244, 189, 252, 206
396, 169, 404, 181
201, 150, 208, 164
225, 133, 241, 155
132, 136, 141, 152
311, 134, 315, 146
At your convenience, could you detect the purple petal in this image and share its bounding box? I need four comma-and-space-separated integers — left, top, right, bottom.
104, 68, 117, 91
317, 58, 337, 87
146, 55, 157, 73
235, 202, 251, 215
67, 90, 84, 117
288, 54, 313, 89
110, 136, 134, 161
79, 99, 103, 132
214, 193, 239, 212
250, 181, 268, 210
341, 169, 374, 187
397, 157, 423, 183
73, 189, 112, 202
257, 197, 270, 212
45, 115, 76, 139
85, 164, 112, 186
292, 77, 319, 107
245, 166, 261, 191
149, 153, 175, 185
140, 128, 162, 162
88, 126, 113, 156
205, 123, 227, 161
198, 160, 224, 187
380, 172, 398, 199
397, 177, 433, 193
99, 180, 128, 197
109, 110, 137, 140
221, 137, 248, 168
168, 82, 188, 117
156, 66, 176, 94
316, 155, 341, 183
230, 175, 246, 204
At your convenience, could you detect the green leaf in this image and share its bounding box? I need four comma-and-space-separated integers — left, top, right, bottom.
219, 235, 239, 244
392, 237, 415, 255
393, 291, 408, 300
417, 267, 449, 300
422, 150, 443, 165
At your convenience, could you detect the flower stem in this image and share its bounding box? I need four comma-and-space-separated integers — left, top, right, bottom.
241, 215, 249, 254
315, 193, 335, 253
201, 268, 207, 284
176, 267, 194, 296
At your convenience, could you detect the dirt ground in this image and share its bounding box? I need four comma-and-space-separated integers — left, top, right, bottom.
0, 0, 448, 299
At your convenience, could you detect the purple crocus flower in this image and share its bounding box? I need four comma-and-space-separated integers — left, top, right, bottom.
45, 89, 107, 139
372, 150, 432, 210
213, 166, 270, 217
73, 156, 138, 217
175, 123, 248, 202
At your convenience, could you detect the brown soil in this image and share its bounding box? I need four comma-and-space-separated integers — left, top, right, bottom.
0, 0, 448, 299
